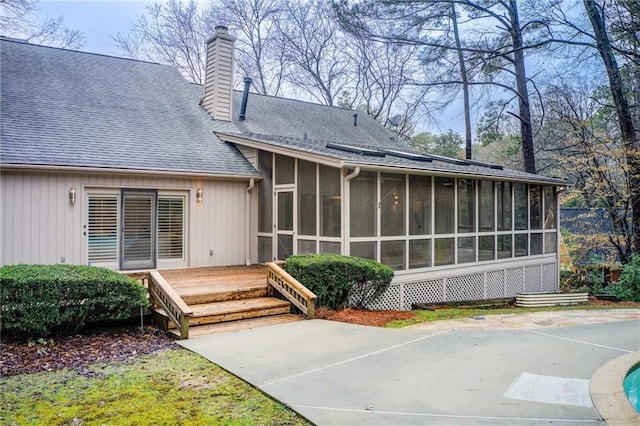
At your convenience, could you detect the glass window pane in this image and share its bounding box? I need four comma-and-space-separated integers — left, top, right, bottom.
88, 194, 119, 263
320, 165, 341, 237
298, 160, 316, 236
479, 235, 495, 261
350, 170, 377, 237
544, 186, 556, 229
457, 179, 476, 233
277, 191, 293, 231
531, 233, 543, 255
298, 239, 316, 254
158, 196, 184, 260
458, 236, 476, 264
479, 180, 495, 232
258, 151, 273, 233
351, 241, 376, 260
409, 175, 431, 235
530, 185, 542, 230
515, 234, 528, 257
275, 154, 295, 185
514, 183, 528, 230
497, 182, 512, 231
434, 177, 455, 234
258, 236, 272, 263
409, 239, 431, 269
434, 238, 454, 266
380, 240, 405, 270
545, 232, 557, 254
381, 173, 405, 236
497, 234, 512, 259
320, 241, 341, 254
277, 234, 293, 260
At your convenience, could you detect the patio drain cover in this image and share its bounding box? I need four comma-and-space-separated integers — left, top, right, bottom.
503, 372, 592, 407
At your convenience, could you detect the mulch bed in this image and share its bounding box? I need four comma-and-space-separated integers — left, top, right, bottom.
315, 308, 415, 327
0, 326, 178, 377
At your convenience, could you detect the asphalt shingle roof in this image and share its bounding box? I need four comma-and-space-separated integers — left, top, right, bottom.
0, 38, 259, 177
216, 90, 566, 185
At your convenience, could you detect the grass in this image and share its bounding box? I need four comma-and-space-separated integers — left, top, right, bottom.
385, 303, 637, 328
0, 349, 310, 426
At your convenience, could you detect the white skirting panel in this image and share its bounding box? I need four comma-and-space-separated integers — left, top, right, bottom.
368, 258, 558, 311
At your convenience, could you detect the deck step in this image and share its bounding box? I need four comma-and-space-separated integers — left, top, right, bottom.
188, 297, 291, 326
176, 284, 267, 305
168, 314, 302, 338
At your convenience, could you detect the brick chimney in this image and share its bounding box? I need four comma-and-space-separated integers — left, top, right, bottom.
201, 25, 235, 121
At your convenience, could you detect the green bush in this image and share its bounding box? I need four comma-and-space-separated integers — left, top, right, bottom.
284, 254, 393, 310
0, 264, 150, 341
606, 255, 640, 302
559, 265, 603, 293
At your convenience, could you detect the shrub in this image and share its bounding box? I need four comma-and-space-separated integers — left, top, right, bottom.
606, 255, 640, 302
284, 254, 393, 310
0, 264, 150, 341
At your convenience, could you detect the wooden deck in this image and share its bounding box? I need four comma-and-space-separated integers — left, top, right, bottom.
152, 265, 303, 338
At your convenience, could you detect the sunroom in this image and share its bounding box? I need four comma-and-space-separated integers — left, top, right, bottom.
222, 133, 565, 309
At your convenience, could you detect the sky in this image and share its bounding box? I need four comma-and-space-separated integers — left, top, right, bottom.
37, 0, 153, 56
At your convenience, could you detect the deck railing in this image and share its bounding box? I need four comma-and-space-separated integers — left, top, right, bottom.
266, 262, 317, 319
148, 270, 193, 339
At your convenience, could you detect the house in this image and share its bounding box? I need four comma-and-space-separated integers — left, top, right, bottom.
0, 27, 566, 310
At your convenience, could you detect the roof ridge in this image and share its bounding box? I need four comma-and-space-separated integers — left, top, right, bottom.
0, 36, 167, 67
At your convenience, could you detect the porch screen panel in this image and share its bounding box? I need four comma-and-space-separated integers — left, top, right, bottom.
530, 185, 542, 230
88, 195, 118, 263
381, 173, 405, 236
457, 179, 475, 233
434, 177, 455, 234
298, 160, 316, 236
514, 183, 528, 230
497, 182, 512, 231
350, 171, 377, 237
320, 165, 341, 237
544, 186, 556, 229
409, 175, 431, 235
275, 154, 295, 185
479, 180, 495, 232
258, 151, 273, 233
157, 196, 184, 260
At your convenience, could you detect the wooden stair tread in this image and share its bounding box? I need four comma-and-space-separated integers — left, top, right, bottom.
169, 314, 302, 337
175, 282, 266, 296
189, 297, 290, 317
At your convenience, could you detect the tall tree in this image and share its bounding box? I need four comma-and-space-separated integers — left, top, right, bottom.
333, 0, 540, 173
582, 0, 640, 258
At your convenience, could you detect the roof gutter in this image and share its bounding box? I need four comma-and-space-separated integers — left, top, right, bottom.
0, 163, 262, 181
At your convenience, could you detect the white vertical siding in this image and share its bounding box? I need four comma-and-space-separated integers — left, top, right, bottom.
1, 170, 251, 268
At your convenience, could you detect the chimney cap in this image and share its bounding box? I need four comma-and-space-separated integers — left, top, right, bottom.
207, 25, 235, 44
215, 25, 229, 33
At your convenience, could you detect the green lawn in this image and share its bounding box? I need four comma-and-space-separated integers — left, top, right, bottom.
386, 303, 637, 328
0, 349, 310, 426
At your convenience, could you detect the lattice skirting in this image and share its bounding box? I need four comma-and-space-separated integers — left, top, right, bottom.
367, 261, 558, 311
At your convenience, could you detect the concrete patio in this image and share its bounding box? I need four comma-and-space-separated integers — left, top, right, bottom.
179, 309, 640, 425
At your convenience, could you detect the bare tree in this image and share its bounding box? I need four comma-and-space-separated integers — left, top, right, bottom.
334, 0, 542, 173
276, 0, 352, 105
582, 0, 640, 258
1, 0, 85, 49
211, 0, 288, 95
113, 0, 211, 84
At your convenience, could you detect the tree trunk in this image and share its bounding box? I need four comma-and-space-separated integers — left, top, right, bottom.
507, 0, 536, 174
451, 3, 472, 160
584, 0, 640, 261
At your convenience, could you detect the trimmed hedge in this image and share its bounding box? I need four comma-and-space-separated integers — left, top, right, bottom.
284, 254, 393, 310
0, 264, 150, 341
